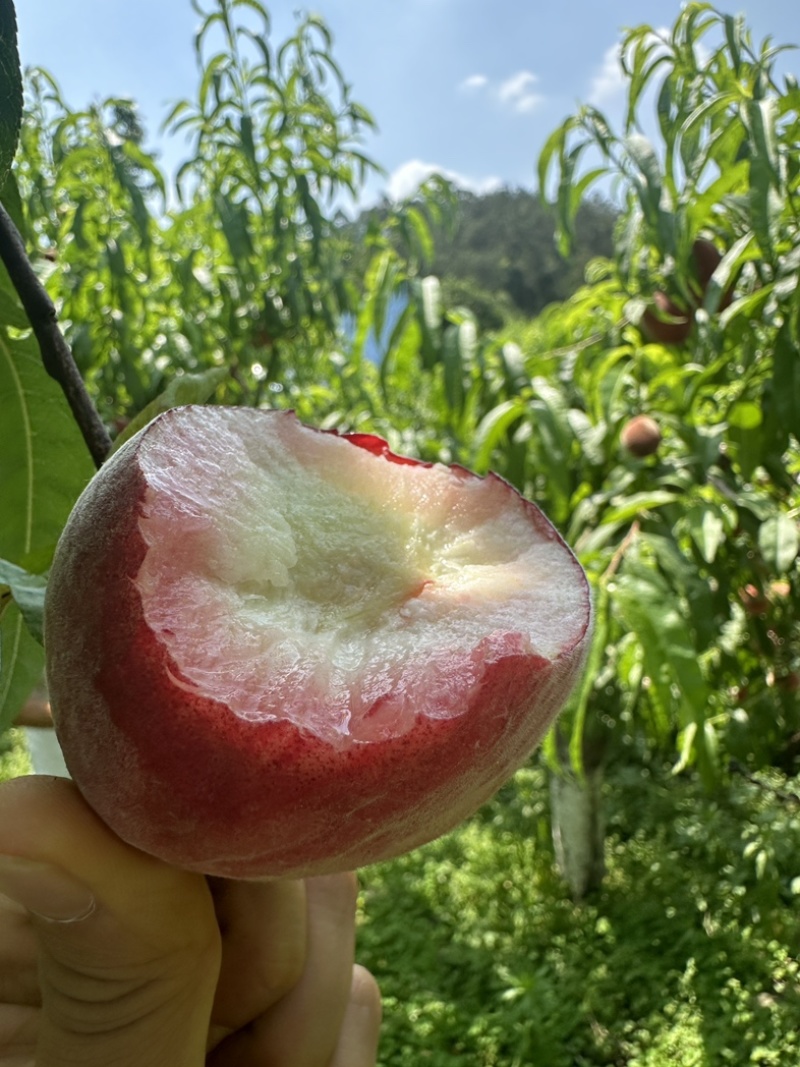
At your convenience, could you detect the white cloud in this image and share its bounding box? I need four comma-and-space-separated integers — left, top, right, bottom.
456, 70, 544, 114
588, 44, 624, 107
497, 71, 543, 114
459, 73, 489, 92
386, 160, 503, 202
589, 29, 679, 109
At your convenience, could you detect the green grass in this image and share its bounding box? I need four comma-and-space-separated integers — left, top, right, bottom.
0, 727, 32, 779
357, 758, 800, 1066
2, 729, 797, 1064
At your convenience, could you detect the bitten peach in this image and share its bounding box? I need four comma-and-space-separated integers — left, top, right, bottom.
45, 407, 592, 879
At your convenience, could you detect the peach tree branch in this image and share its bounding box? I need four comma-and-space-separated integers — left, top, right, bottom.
0, 200, 111, 468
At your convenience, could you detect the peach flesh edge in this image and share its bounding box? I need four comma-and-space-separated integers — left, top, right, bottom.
135, 408, 586, 745
45, 407, 593, 879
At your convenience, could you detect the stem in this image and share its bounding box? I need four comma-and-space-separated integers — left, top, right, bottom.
0, 201, 111, 469
729, 759, 800, 806
601, 519, 640, 584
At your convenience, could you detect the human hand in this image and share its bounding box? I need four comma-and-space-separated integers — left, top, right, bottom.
0, 774, 381, 1067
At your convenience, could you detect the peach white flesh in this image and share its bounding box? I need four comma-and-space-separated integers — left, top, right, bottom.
45, 407, 592, 879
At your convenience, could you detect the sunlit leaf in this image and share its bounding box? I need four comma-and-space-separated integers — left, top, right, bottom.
472, 399, 527, 472
0, 331, 93, 727
568, 583, 607, 778
685, 505, 725, 564
758, 514, 799, 573
0, 558, 47, 643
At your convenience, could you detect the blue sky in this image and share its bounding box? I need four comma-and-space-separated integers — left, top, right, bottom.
15, 1, 800, 209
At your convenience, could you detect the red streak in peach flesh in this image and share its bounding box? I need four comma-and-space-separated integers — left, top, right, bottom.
341, 430, 430, 466
45, 411, 591, 879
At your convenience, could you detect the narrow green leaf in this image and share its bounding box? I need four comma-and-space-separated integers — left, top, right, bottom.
214, 191, 254, 264
239, 113, 258, 173
613, 567, 710, 738
746, 98, 782, 257
0, 559, 47, 643
570, 167, 608, 215
0, 330, 93, 725
378, 299, 414, 393
537, 120, 568, 203
724, 14, 744, 73
685, 505, 725, 564
625, 39, 667, 132
541, 722, 561, 775
233, 0, 271, 27
499, 342, 528, 393
601, 491, 679, 526
758, 514, 799, 573
195, 13, 227, 63
555, 139, 585, 256
296, 172, 325, 257
766, 322, 800, 453
405, 206, 435, 267
351, 251, 389, 365
679, 92, 737, 147
568, 584, 607, 778
160, 98, 192, 132
0, 603, 44, 732
457, 318, 477, 368
685, 160, 748, 232
199, 52, 230, 113
0, 263, 28, 329
702, 232, 755, 312
672, 722, 697, 775
529, 379, 574, 523
109, 149, 152, 245
442, 325, 464, 413
121, 140, 167, 203
415, 275, 442, 370
746, 98, 780, 184
420, 275, 441, 334
566, 410, 606, 466
625, 134, 663, 213
472, 399, 527, 472
0, 331, 94, 562
238, 27, 273, 77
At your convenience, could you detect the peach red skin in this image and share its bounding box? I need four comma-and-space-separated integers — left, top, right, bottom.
44, 421, 592, 880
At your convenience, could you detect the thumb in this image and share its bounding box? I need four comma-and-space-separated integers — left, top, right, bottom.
0, 775, 221, 1067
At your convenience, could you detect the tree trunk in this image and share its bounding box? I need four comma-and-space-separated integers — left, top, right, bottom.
550, 766, 605, 900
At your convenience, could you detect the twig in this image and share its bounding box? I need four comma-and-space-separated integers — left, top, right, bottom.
544, 317, 632, 361
729, 759, 800, 806
601, 520, 641, 584
0, 201, 111, 468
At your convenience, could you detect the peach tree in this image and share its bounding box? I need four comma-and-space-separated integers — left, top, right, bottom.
0, 0, 382, 726
343, 4, 800, 895
11, 0, 378, 425
527, 3, 800, 891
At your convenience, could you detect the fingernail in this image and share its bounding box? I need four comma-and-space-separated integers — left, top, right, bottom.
0, 855, 96, 923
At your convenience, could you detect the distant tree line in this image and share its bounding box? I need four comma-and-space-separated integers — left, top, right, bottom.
343, 187, 618, 330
